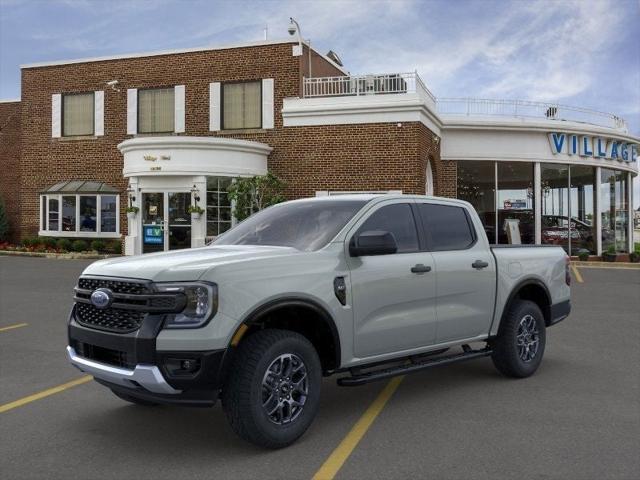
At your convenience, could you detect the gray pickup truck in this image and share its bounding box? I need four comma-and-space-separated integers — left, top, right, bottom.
67, 194, 571, 448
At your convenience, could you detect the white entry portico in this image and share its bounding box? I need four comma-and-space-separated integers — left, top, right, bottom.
118, 136, 271, 255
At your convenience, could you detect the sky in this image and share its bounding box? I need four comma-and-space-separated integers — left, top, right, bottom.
1, 0, 639, 203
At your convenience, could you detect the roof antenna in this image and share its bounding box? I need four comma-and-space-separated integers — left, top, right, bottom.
263, 24, 268, 40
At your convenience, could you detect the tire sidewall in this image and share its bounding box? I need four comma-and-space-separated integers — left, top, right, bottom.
499, 301, 546, 377
247, 334, 322, 445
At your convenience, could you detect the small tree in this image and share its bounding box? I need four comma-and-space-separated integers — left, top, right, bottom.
0, 197, 9, 242
226, 173, 286, 222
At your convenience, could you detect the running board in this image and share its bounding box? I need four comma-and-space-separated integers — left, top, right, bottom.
337, 347, 493, 387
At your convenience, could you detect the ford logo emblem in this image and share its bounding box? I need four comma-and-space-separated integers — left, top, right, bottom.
90, 288, 113, 309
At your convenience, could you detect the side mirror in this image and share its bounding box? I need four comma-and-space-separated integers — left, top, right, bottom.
349, 230, 398, 257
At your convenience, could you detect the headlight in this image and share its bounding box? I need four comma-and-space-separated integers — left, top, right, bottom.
156, 282, 218, 328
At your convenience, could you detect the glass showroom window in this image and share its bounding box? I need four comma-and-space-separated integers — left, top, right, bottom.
457, 161, 496, 242
40, 194, 119, 237
206, 177, 233, 237
569, 166, 596, 254
62, 92, 94, 136
223, 81, 261, 130
497, 162, 535, 244
138, 88, 175, 133
541, 164, 570, 252
601, 169, 628, 253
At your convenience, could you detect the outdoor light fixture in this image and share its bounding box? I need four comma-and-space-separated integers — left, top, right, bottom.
126, 186, 136, 205
288, 17, 312, 76
191, 185, 201, 203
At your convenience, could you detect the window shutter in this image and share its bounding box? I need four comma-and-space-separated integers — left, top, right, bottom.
94, 91, 104, 136
174, 85, 185, 133
51, 94, 61, 138
262, 78, 274, 129
209, 82, 221, 131
127, 88, 137, 135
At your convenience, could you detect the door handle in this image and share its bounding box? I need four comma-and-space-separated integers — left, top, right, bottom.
411, 264, 432, 274
472, 260, 489, 269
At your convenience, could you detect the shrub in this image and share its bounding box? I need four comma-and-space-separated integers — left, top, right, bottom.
57, 238, 73, 251
21, 237, 36, 247
72, 239, 88, 252
577, 250, 589, 261
105, 240, 121, 254
40, 237, 58, 249
90, 240, 106, 252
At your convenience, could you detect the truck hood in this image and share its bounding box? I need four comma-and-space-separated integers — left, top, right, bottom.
81, 245, 300, 282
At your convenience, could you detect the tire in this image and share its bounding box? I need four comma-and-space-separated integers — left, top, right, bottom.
491, 299, 546, 378
111, 389, 159, 406
222, 329, 322, 449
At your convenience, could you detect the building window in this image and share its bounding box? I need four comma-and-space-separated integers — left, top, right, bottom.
457, 161, 496, 243
569, 166, 596, 254
206, 176, 233, 237
39, 194, 120, 237
601, 169, 628, 253
138, 88, 175, 133
62, 92, 94, 136
497, 162, 535, 244
541, 164, 570, 252
222, 81, 261, 129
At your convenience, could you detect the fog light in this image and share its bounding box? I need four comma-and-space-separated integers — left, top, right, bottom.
164, 357, 201, 376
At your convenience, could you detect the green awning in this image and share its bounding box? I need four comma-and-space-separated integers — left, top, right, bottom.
41, 180, 119, 194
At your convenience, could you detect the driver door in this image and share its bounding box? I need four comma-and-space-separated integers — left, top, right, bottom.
346, 201, 437, 358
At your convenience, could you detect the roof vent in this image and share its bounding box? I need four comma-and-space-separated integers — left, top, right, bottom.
326, 50, 343, 67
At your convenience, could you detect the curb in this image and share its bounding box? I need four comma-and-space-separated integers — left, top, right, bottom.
572, 261, 640, 269
0, 250, 120, 260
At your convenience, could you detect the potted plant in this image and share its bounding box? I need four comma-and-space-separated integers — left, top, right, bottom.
126, 206, 139, 221
187, 204, 204, 220
630, 244, 640, 263
603, 244, 617, 262
577, 249, 590, 261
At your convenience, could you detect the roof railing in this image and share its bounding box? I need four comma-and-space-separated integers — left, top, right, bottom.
301, 74, 627, 131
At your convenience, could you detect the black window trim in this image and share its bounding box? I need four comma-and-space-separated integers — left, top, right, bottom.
413, 201, 478, 252
61, 91, 95, 137
221, 79, 263, 131
136, 86, 176, 134
350, 201, 422, 255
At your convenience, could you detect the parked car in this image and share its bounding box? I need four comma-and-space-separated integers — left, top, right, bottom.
67, 195, 570, 448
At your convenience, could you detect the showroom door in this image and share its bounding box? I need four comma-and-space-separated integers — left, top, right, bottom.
141, 192, 191, 253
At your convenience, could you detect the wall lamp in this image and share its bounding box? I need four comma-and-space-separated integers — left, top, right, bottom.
191, 185, 201, 203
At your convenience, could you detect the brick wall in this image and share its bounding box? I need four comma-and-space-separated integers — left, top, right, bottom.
14, 40, 445, 244
0, 101, 21, 242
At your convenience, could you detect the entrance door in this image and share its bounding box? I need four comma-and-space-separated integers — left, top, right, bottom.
141, 192, 191, 253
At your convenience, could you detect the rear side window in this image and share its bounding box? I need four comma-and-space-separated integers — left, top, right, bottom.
357, 203, 419, 253
418, 203, 475, 251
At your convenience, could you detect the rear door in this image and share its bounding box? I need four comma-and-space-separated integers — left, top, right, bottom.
415, 201, 496, 342
347, 200, 438, 358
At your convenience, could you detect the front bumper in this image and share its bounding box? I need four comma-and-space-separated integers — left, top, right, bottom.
67, 307, 230, 406
66, 346, 180, 394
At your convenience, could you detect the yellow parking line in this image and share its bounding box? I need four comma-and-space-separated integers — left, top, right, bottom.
312, 376, 404, 480
0, 323, 28, 332
571, 264, 584, 283
0, 376, 92, 414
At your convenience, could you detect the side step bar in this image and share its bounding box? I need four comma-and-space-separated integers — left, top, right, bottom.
337, 346, 493, 387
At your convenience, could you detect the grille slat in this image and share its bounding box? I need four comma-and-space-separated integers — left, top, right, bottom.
78, 277, 150, 295
76, 303, 144, 333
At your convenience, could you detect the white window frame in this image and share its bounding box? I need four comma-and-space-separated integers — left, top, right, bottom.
39, 193, 120, 238
61, 91, 96, 137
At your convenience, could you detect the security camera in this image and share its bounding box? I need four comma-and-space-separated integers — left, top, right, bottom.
288, 24, 296, 36
106, 80, 118, 86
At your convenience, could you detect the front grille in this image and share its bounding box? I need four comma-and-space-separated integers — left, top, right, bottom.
76, 302, 144, 333
74, 341, 134, 369
78, 277, 150, 295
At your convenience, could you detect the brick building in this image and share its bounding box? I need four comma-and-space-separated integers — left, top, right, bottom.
0, 38, 638, 256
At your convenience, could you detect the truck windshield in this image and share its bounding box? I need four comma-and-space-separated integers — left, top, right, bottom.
213, 200, 367, 251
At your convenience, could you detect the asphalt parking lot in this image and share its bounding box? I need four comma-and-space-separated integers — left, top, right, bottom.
1, 256, 639, 480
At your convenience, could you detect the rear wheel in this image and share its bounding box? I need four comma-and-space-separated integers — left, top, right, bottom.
111, 389, 159, 406
491, 299, 546, 378
222, 329, 322, 449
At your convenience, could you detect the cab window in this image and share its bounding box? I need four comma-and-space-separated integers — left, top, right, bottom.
356, 203, 419, 253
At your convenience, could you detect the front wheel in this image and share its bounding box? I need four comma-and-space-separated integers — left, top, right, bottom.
222, 329, 322, 449
491, 299, 546, 378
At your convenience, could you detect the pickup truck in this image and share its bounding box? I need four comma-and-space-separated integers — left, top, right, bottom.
67, 194, 571, 448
